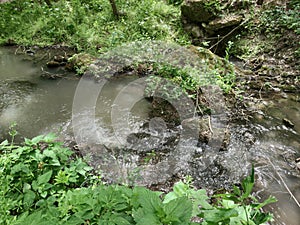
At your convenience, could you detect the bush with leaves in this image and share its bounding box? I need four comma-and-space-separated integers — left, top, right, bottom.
0, 132, 93, 224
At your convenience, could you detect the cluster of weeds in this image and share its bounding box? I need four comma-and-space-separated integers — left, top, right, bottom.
259, 1, 300, 37
0, 0, 189, 54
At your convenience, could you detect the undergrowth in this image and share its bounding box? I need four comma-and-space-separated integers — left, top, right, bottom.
0, 129, 276, 224
233, 0, 300, 59
0, 0, 189, 54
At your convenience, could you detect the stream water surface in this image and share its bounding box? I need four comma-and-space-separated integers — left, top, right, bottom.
0, 47, 299, 224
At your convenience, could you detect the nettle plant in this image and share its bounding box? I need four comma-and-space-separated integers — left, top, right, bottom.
0, 127, 276, 224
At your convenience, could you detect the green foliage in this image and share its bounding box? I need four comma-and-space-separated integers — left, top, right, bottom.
0, 133, 93, 224
210, 165, 277, 225
203, 0, 224, 14
144, 61, 236, 102
0, 133, 275, 224
225, 41, 234, 61
0, 0, 189, 53
166, 0, 184, 6
259, 3, 300, 36
257, 2, 300, 57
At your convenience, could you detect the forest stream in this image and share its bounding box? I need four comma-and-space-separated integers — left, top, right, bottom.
0, 47, 299, 225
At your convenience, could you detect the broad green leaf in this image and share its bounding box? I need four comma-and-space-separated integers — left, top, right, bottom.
43, 133, 58, 142
163, 181, 190, 204
0, 139, 8, 147
23, 190, 36, 208
11, 163, 30, 174
163, 191, 177, 204
191, 189, 213, 211
251, 211, 274, 224
233, 185, 241, 196
97, 212, 131, 225
163, 196, 192, 224
30, 135, 45, 145
133, 187, 163, 212
133, 208, 161, 225
221, 199, 236, 209
37, 170, 53, 185
254, 196, 277, 210
173, 181, 189, 196
241, 165, 255, 200
43, 149, 57, 159
199, 208, 238, 223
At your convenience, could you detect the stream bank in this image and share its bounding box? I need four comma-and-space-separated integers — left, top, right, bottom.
1, 1, 299, 224
1, 44, 299, 224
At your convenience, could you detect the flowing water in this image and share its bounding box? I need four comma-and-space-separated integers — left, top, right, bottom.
0, 47, 299, 224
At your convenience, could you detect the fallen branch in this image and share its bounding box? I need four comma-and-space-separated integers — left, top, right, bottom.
268, 158, 300, 208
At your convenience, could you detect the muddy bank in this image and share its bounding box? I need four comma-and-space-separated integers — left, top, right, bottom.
1, 45, 84, 79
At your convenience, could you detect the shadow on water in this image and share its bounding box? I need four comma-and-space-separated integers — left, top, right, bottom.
0, 47, 299, 224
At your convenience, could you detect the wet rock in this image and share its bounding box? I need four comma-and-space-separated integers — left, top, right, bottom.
53, 55, 68, 63
205, 14, 243, 32
282, 118, 294, 128
46, 55, 68, 68
26, 49, 35, 55
149, 97, 181, 126
46, 61, 61, 68
66, 53, 95, 73
181, 116, 212, 143
219, 128, 230, 151
190, 159, 235, 190
181, 0, 217, 23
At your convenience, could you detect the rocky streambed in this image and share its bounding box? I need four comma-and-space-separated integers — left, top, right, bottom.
1, 39, 299, 224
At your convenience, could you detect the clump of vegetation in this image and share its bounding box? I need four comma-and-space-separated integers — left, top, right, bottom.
232, 0, 300, 59
144, 57, 235, 101
259, 0, 300, 37
0, 128, 276, 224
0, 0, 189, 54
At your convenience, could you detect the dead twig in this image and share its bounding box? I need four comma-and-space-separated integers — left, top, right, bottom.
209, 18, 249, 51
268, 158, 300, 208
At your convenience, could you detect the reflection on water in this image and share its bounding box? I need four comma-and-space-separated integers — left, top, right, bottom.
0, 47, 78, 139
0, 47, 299, 224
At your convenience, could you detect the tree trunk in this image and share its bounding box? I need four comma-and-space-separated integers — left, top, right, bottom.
109, 0, 119, 19
44, 0, 52, 6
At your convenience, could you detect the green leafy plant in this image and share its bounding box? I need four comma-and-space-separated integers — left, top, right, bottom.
206, 166, 277, 225
0, 131, 276, 225
225, 41, 234, 61
0, 133, 93, 224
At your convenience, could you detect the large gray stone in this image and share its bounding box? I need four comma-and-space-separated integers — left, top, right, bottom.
181, 0, 217, 23
205, 14, 244, 32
